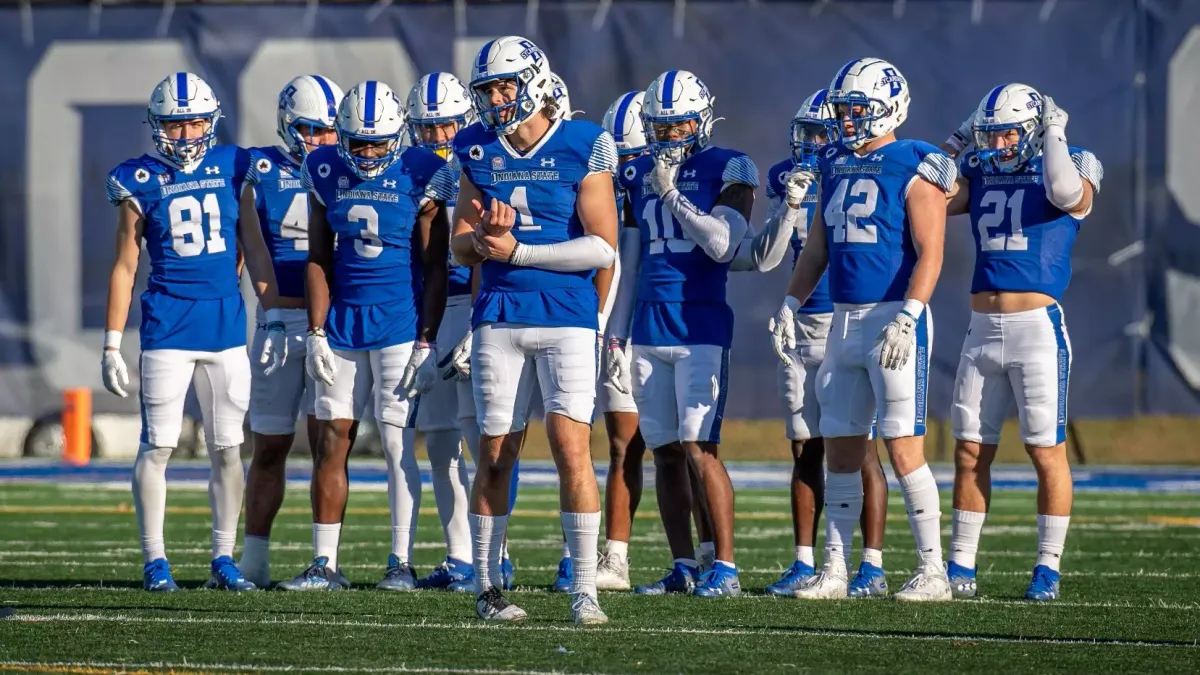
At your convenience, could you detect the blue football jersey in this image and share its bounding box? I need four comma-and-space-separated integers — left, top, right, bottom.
816, 139, 954, 305
444, 153, 471, 299
248, 146, 309, 300
303, 144, 456, 350
105, 145, 254, 351
454, 118, 619, 331
765, 157, 832, 314
618, 146, 759, 348
960, 146, 1102, 301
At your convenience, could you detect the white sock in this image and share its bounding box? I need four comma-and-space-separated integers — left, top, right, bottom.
1036, 514, 1070, 572
313, 523, 342, 570
562, 511, 601, 596
673, 557, 698, 569
427, 429, 472, 562
950, 509, 988, 569
470, 513, 507, 594
823, 470, 863, 571
207, 445, 244, 559
132, 444, 173, 563
500, 538, 510, 561
561, 540, 572, 560
240, 535, 270, 578
796, 545, 814, 567
862, 547, 883, 568
604, 539, 629, 564
697, 541, 715, 561
380, 423, 420, 562
715, 559, 736, 571
899, 464, 944, 568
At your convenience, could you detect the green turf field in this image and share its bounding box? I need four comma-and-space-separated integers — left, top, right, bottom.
0, 483, 1197, 674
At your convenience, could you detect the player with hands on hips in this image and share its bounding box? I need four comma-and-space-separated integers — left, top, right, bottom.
940, 85, 1101, 602
775, 58, 958, 602
277, 80, 453, 592
103, 72, 286, 593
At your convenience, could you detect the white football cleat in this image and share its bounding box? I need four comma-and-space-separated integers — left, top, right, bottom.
476, 587, 527, 621
570, 593, 609, 625
793, 562, 849, 600
595, 553, 631, 591
893, 563, 953, 602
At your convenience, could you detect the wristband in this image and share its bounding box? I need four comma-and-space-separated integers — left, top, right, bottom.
416, 340, 437, 350
308, 328, 327, 338
902, 298, 926, 318
104, 330, 122, 350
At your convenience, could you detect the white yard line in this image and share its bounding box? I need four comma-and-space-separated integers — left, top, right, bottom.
0, 661, 585, 675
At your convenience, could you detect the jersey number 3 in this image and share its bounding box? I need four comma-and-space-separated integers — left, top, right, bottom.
977, 190, 1028, 251
168, 194, 227, 257
825, 178, 879, 244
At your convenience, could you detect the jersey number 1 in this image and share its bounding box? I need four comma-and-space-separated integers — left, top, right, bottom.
510, 186, 539, 231
168, 194, 227, 257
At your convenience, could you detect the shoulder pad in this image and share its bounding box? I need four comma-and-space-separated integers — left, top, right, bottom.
917, 152, 958, 194
1070, 148, 1103, 195
722, 153, 759, 188
588, 130, 619, 175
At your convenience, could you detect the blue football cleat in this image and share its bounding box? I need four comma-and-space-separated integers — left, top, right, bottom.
142, 558, 179, 592
333, 567, 352, 589
501, 557, 515, 591
946, 561, 978, 599
276, 557, 343, 591
550, 557, 572, 593
1024, 564, 1060, 601
847, 562, 888, 598
765, 560, 816, 597
204, 555, 257, 591
694, 561, 742, 598
376, 554, 417, 591
634, 562, 698, 596
416, 557, 474, 590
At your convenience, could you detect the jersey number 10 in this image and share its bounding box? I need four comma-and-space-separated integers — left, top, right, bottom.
168, 194, 227, 257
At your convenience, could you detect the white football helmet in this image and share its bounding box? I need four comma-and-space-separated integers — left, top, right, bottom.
406, 72, 476, 159
790, 88, 836, 170
147, 72, 221, 169
469, 36, 554, 135
603, 90, 648, 159
336, 80, 407, 180
548, 72, 575, 120
277, 75, 345, 159
827, 58, 910, 150
972, 83, 1044, 173
641, 70, 716, 165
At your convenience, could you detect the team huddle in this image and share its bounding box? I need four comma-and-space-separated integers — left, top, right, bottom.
101, 36, 1102, 623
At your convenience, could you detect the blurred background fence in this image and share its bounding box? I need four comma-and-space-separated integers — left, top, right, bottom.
0, 0, 1197, 462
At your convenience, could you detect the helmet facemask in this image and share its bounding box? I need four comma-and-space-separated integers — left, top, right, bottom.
829, 93, 889, 150
790, 118, 832, 170
974, 117, 1041, 173
473, 70, 543, 136
337, 133, 400, 180
149, 111, 220, 170
409, 116, 469, 159
642, 108, 713, 166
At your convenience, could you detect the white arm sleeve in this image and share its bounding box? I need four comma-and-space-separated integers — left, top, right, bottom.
605, 227, 641, 340
1042, 125, 1084, 211
597, 243, 621, 334
661, 190, 749, 264
508, 234, 615, 272
748, 196, 799, 272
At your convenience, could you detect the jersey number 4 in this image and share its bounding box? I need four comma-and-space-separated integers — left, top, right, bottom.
280, 193, 309, 251
168, 194, 227, 257
825, 178, 879, 244
977, 190, 1028, 251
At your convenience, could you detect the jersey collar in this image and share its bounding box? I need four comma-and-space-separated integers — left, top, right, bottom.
497, 117, 563, 161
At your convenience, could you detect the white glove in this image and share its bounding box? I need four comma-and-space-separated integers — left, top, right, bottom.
648, 155, 679, 197
441, 329, 472, 381
769, 296, 802, 366
946, 111, 977, 154
877, 305, 921, 371
258, 308, 288, 377
101, 349, 129, 398
1041, 95, 1068, 131
605, 338, 633, 395
306, 330, 337, 387
400, 342, 438, 398
784, 169, 816, 208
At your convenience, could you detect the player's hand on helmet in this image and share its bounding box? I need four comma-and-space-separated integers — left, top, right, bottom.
605, 337, 633, 395
101, 348, 130, 398
784, 169, 816, 208
1040, 95, 1068, 131
259, 308, 289, 377
306, 329, 338, 387
877, 308, 919, 371
769, 296, 802, 366
648, 156, 679, 197
947, 111, 977, 155
440, 329, 472, 381
401, 341, 438, 398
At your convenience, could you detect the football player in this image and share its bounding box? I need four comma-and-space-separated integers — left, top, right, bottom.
404, 71, 479, 592
239, 74, 345, 590
277, 80, 453, 591
103, 72, 287, 592
608, 70, 757, 598
741, 89, 892, 598
450, 36, 619, 624
940, 85, 1100, 601
771, 58, 957, 601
